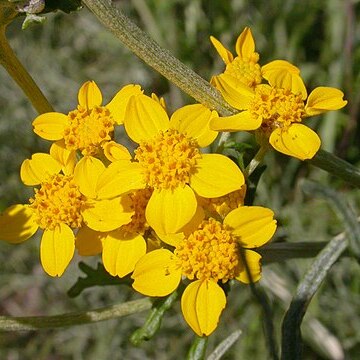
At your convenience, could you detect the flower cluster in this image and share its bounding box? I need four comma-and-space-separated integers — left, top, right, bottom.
0, 27, 347, 337
210, 27, 347, 160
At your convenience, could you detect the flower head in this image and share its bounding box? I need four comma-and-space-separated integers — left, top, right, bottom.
32, 81, 142, 158
211, 72, 347, 160
0, 152, 134, 277
132, 206, 277, 336
93, 94, 246, 237
210, 28, 347, 160
210, 27, 262, 89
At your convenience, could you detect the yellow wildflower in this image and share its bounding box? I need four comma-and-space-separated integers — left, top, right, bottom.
210, 28, 347, 160
0, 152, 134, 277
211, 72, 347, 160
76, 94, 245, 238
210, 27, 307, 99
76, 188, 152, 278
32, 80, 142, 158
210, 27, 262, 89
132, 206, 277, 336
117, 93, 245, 237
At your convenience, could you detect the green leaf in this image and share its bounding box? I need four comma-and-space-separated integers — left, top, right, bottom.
281, 231, 348, 360
207, 330, 242, 360
281, 180, 355, 360
130, 290, 179, 346
67, 261, 131, 298
259, 241, 329, 264
187, 336, 208, 360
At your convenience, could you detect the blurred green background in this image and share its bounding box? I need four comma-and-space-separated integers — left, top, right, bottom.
0, 0, 359, 359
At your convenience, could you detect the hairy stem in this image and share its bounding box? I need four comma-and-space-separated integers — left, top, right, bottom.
0, 298, 152, 331
0, 25, 53, 114
82, 0, 235, 116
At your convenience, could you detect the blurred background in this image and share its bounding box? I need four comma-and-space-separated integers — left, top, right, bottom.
0, 0, 359, 359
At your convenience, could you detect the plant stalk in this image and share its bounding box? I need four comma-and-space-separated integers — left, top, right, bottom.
0, 23, 53, 114
0, 298, 152, 331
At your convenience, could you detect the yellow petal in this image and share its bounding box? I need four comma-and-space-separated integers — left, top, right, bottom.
96, 160, 146, 199
213, 74, 254, 110
0, 204, 38, 244
269, 124, 321, 160
235, 27, 255, 59
262, 60, 300, 77
236, 249, 262, 284
50, 141, 76, 175
169, 104, 218, 147
210, 110, 261, 131
78, 80, 102, 109
305, 87, 347, 116
32, 112, 68, 140
102, 230, 146, 277
224, 206, 276, 248
181, 204, 205, 236
40, 224, 75, 277
146, 186, 197, 235
82, 196, 134, 232
74, 156, 105, 198
181, 280, 226, 337
20, 153, 62, 186
265, 68, 307, 99
75, 225, 104, 256
190, 154, 244, 198
132, 249, 181, 296
210, 35, 233, 64
102, 141, 132, 162
156, 232, 185, 247
105, 84, 143, 124
124, 94, 169, 143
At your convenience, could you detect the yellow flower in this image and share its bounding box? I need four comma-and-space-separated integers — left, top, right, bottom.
32, 81, 142, 158
210, 73, 347, 160
210, 27, 307, 98
0, 152, 134, 277
76, 188, 152, 278
210, 27, 262, 90
210, 28, 347, 160
115, 93, 245, 237
132, 206, 277, 336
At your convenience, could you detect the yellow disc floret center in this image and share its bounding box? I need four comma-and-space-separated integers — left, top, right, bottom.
29, 174, 84, 230
250, 85, 305, 133
198, 187, 246, 220
122, 188, 152, 235
175, 218, 240, 283
64, 106, 115, 156
135, 128, 201, 190
225, 55, 262, 88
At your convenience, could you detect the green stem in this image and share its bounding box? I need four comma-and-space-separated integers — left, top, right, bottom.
245, 146, 268, 177
82, 0, 235, 116
0, 25, 53, 114
187, 336, 208, 360
0, 298, 152, 331
307, 149, 360, 188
